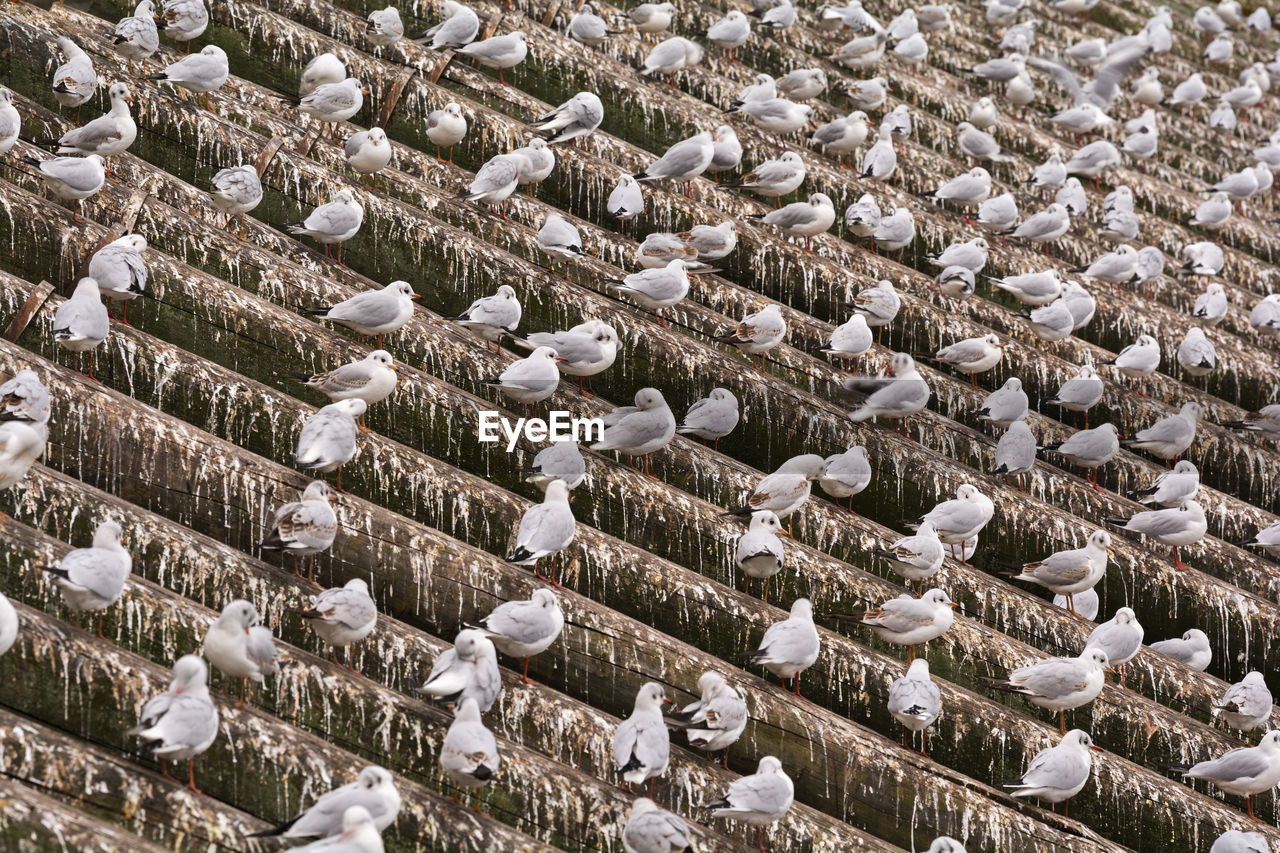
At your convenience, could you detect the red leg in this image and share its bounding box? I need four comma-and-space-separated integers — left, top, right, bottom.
521, 657, 533, 685
187, 759, 203, 795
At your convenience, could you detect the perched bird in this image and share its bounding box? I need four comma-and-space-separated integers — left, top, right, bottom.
0, 370, 50, 497
842, 589, 957, 653
666, 671, 748, 760
876, 521, 944, 589
721, 151, 806, 201
640, 37, 704, 78
52, 37, 96, 113
519, 319, 618, 397
419, 0, 479, 50
1180, 731, 1280, 819
977, 192, 1020, 234
993, 421, 1037, 482
366, 7, 404, 48
0, 88, 19, 156
676, 388, 739, 449
520, 441, 586, 491
751, 193, 835, 253
57, 83, 137, 160
936, 334, 1003, 384
1045, 364, 1104, 426
622, 798, 692, 853
260, 480, 337, 580
974, 378, 1028, 428
704, 10, 751, 60
1150, 627, 1213, 671
613, 260, 691, 326
567, 4, 621, 47
25, 154, 106, 221
88, 234, 147, 324
148, 46, 229, 108
536, 92, 604, 145
465, 589, 563, 683
1193, 283, 1228, 325
861, 125, 898, 183
418, 629, 502, 713
292, 351, 398, 409
160, 0, 209, 47
511, 139, 556, 188
680, 221, 738, 261
715, 304, 787, 366
299, 53, 347, 96
251, 766, 400, 839
746, 598, 820, 695
1222, 405, 1280, 437
872, 207, 916, 255
845, 194, 882, 245
440, 698, 500, 790
1216, 672, 1273, 734
1041, 423, 1120, 490
819, 313, 872, 369
724, 454, 824, 522
1121, 402, 1203, 462
1106, 501, 1208, 570
634, 132, 714, 192
818, 445, 871, 512
344, 128, 392, 178
1129, 460, 1200, 507
1104, 334, 1160, 395
44, 520, 131, 636
209, 165, 263, 238
201, 600, 278, 692
298, 578, 377, 665
614, 682, 671, 794
608, 175, 645, 227
128, 654, 219, 793
448, 285, 521, 352
295, 400, 366, 486
506, 479, 575, 585
1176, 328, 1216, 378
701, 756, 794, 850
458, 31, 531, 85
845, 352, 931, 427
537, 212, 585, 276
285, 806, 383, 852
52, 277, 109, 378
1006, 730, 1100, 808
426, 103, 468, 163
1085, 607, 1144, 683
287, 189, 365, 265
304, 280, 418, 346
1210, 831, 1269, 853
1010, 530, 1111, 616
987, 649, 1110, 732
882, 657, 942, 761
992, 270, 1064, 306
809, 111, 870, 166
113, 1, 160, 68
629, 2, 676, 36
734, 510, 786, 601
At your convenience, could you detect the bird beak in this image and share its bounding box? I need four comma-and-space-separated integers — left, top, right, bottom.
556, 357, 568, 362
388, 364, 399, 372
947, 602, 958, 608
410, 292, 420, 299
1090, 745, 1103, 751
778, 527, 792, 537
244, 626, 250, 635
362, 87, 371, 96
662, 697, 673, 704
127, 96, 135, 104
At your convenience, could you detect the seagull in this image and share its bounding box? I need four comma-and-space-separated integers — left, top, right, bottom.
520, 442, 586, 491
52, 277, 109, 377
680, 221, 737, 261
286, 807, 382, 852
299, 53, 347, 96
517, 319, 617, 396
751, 193, 834, 252
1180, 731, 1280, 819
634, 132, 714, 193
612, 260, 691, 326
956, 122, 1013, 163
714, 304, 787, 366
1222, 405, 1280, 437
1170, 73, 1207, 106
818, 445, 871, 511
305, 280, 417, 348
721, 151, 806, 202
567, 3, 621, 46
1073, 245, 1138, 283
466, 589, 563, 684
1065, 141, 1121, 181
729, 97, 814, 135
25, 154, 106, 221
1006, 730, 1100, 809
344, 128, 392, 178
1215, 672, 1273, 734
888, 658, 941, 752
845, 193, 882, 245
845, 76, 888, 110
88, 234, 146, 324
510, 139, 556, 188
1085, 606, 1143, 684
366, 6, 404, 48
127, 654, 219, 793
484, 346, 563, 409
676, 388, 740, 449
287, 188, 365, 265
590, 388, 677, 475
113, 1, 159, 69
1121, 402, 1202, 462
665, 671, 748, 761
52, 37, 96, 113
701, 756, 794, 850
295, 400, 366, 486
536, 212, 584, 276
973, 378, 1028, 428
418, 0, 479, 50
872, 207, 915, 255
776, 68, 826, 101
259, 480, 338, 580
1027, 152, 1067, 193
992, 269, 1064, 306
904, 484, 994, 562
841, 589, 956, 657
1056, 179, 1087, 217
1012, 204, 1070, 244
536, 92, 604, 145
1150, 627, 1212, 670
608, 175, 645, 227
705, 10, 752, 59
417, 629, 502, 713
1250, 294, 1280, 335
291, 351, 398, 412
994, 421, 1037, 482
845, 351, 930, 427
746, 598, 820, 695
819, 314, 872, 369
0, 371, 49, 498
458, 31, 530, 85
834, 31, 888, 70
629, 2, 676, 35
506, 479, 575, 584
861, 125, 897, 182
1106, 500, 1208, 570
1041, 423, 1120, 490
426, 103, 468, 162
809, 111, 870, 166
1128, 460, 1200, 507
209, 165, 263, 237
201, 600, 278, 694
440, 698, 500, 791
730, 510, 784, 599
926, 237, 989, 272
160, 0, 209, 48
1103, 334, 1160, 395
935, 334, 1003, 384
977, 193, 1019, 234
57, 83, 136, 159
43, 521, 131, 636
148, 46, 229, 108
0, 88, 19, 156
622, 799, 692, 853
614, 682, 671, 795
920, 168, 992, 212
1177, 328, 1216, 378
987, 649, 1109, 731
876, 521, 944, 588
1010, 530, 1110, 615
298, 578, 377, 665
640, 37, 704, 78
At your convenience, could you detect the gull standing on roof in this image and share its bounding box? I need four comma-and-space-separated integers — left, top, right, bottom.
25, 154, 105, 221
366, 7, 403, 49
1181, 731, 1280, 820
889, 658, 941, 752
747, 599, 820, 695
845, 352, 931, 428
88, 234, 146, 324
295, 399, 366, 488
536, 92, 603, 145
209, 165, 262, 238
440, 698, 500, 792
614, 682, 671, 795
1010, 530, 1110, 615
1216, 672, 1273, 735
287, 188, 364, 265
128, 655, 218, 793
701, 756, 793, 850
1150, 627, 1212, 670
418, 629, 502, 713
202, 600, 278, 695
1104, 334, 1160, 395
459, 31, 530, 85
1177, 328, 1216, 378
52, 37, 96, 113
590, 388, 676, 476
161, 0, 208, 48
506, 479, 575, 584
751, 193, 834, 252
345, 127, 392, 179
956, 122, 1013, 163
988, 650, 1109, 732
420, 1, 479, 50
676, 388, 739, 449
1107, 501, 1207, 570
641, 37, 704, 78
1129, 460, 1199, 507
612, 260, 690, 327
113, 2, 159, 69
304, 280, 417, 348
466, 589, 563, 684
426, 103, 468, 162
842, 589, 956, 658
861, 125, 897, 183
935, 334, 1003, 384
298, 578, 377, 665
1193, 283, 1228, 325
291, 350, 398, 410
1122, 402, 1202, 462
148, 46, 228, 109
260, 480, 337, 580
714, 304, 786, 367
877, 521, 944, 589
52, 277, 109, 378
1041, 423, 1120, 490
1006, 730, 1100, 808
666, 671, 747, 762
44, 521, 131, 636
973, 378, 1028, 428
819, 313, 872, 369
818, 445, 871, 512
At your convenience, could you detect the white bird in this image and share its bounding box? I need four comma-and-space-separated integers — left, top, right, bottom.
52, 277, 109, 376
536, 212, 584, 274
861, 125, 898, 182
1121, 402, 1203, 461
300, 53, 347, 96
0, 88, 19, 156
417, 628, 502, 713
510, 138, 556, 187
701, 756, 794, 849
365, 7, 403, 48
876, 521, 944, 587
956, 122, 1013, 163
1251, 294, 1280, 335
0, 592, 15, 658
1182, 731, 1280, 819
519, 319, 617, 395
746, 598, 820, 694
1086, 606, 1144, 681
25, 153, 106, 220
977, 193, 1019, 234
466, 589, 563, 683
295, 399, 366, 481
288, 189, 365, 264
590, 388, 676, 473
567, 4, 618, 47
521, 441, 586, 491
818, 445, 871, 510
1190, 192, 1232, 230
809, 111, 870, 166
299, 578, 377, 664
936, 334, 1003, 380
973, 378, 1028, 428
734, 510, 786, 597
44, 521, 131, 634
202, 599, 278, 687
287, 806, 383, 852
344, 128, 392, 177
506, 479, 575, 584
705, 10, 751, 58
922, 169, 992, 211
459, 153, 523, 213
1104, 334, 1160, 394
128, 654, 218, 792
872, 207, 915, 254
834, 31, 888, 70
1170, 73, 1207, 107
847, 588, 956, 649
1223, 405, 1280, 438
614, 682, 671, 790
426, 103, 468, 162
458, 31, 530, 85
1150, 628, 1212, 671
1006, 730, 1100, 804
1106, 501, 1208, 570
677, 388, 739, 448
87, 234, 147, 323
989, 650, 1109, 731
640, 36, 704, 78
420, 0, 479, 50
820, 314, 872, 368
993, 420, 1037, 481
536, 92, 603, 145
1041, 423, 1120, 489
113, 1, 159, 67
723, 151, 806, 201
1011, 529, 1110, 615
926, 237, 989, 272
846, 76, 888, 110
259, 480, 338, 579
776, 68, 825, 102
634, 132, 713, 188
613, 260, 690, 326
1177, 328, 1217, 377
667, 670, 748, 759
730, 97, 813, 136
209, 165, 263, 237
622, 798, 692, 853
845, 193, 882, 244
992, 270, 1064, 306
291, 350, 398, 409
629, 2, 676, 34
1064, 141, 1121, 179
608, 174, 644, 226
1012, 204, 1070, 244
0, 370, 49, 496
845, 351, 931, 424
58, 83, 136, 160
1216, 672, 1273, 733
888, 658, 941, 747
680, 221, 737, 261
440, 698, 500, 789
52, 37, 96, 111
304, 280, 417, 346
1129, 460, 1200, 507
148, 45, 228, 105
160, 0, 208, 45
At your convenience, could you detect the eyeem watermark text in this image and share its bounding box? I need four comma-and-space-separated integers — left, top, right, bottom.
478, 411, 604, 452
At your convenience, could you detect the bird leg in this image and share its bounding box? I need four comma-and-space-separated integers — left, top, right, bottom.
187, 759, 203, 794
757, 827, 765, 853
521, 657, 533, 685
1172, 546, 1186, 571
1066, 594, 1076, 617
1058, 710, 1067, 734
97, 612, 105, 638
762, 576, 769, 604
792, 675, 801, 697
